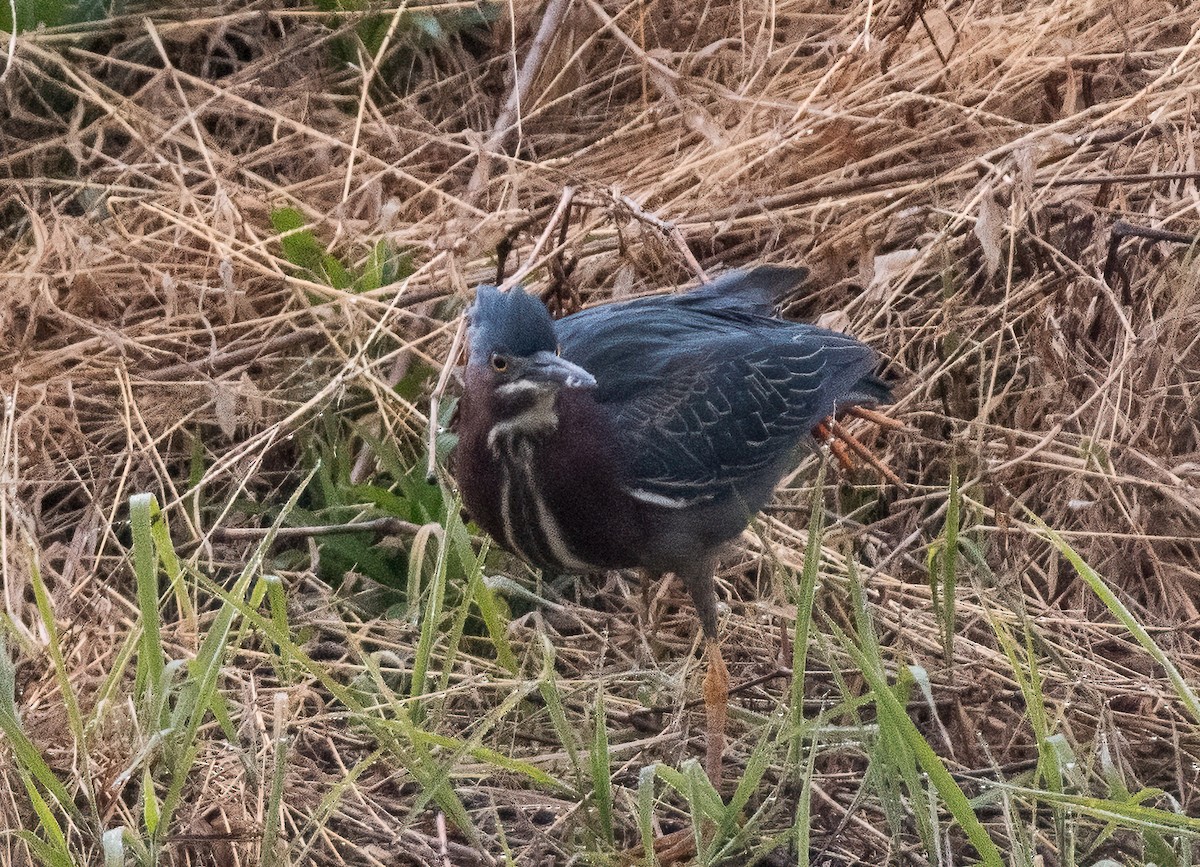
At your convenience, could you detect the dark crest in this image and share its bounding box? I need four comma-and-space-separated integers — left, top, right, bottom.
468, 285, 558, 362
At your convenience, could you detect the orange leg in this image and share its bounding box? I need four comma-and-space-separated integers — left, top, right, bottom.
814, 412, 905, 484
703, 638, 729, 789
813, 420, 855, 470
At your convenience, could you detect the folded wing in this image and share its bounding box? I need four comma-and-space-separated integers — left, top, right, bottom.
554, 268, 890, 505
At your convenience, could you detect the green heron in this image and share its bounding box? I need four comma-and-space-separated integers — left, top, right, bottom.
450, 265, 893, 783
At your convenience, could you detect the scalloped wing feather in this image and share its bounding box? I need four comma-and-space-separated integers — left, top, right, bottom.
553, 268, 890, 504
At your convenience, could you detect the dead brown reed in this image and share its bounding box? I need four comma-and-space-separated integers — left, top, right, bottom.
2, 0, 1199, 863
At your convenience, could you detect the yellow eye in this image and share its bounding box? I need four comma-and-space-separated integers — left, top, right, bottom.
491, 354, 508, 372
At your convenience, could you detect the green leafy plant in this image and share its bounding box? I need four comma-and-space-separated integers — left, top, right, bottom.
270, 207, 414, 296
1, 0, 110, 33
312, 1, 500, 95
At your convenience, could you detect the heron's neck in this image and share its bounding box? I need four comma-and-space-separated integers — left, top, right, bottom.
486, 380, 560, 453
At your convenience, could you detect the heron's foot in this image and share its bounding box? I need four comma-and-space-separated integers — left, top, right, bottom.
703, 639, 729, 789
814, 409, 905, 486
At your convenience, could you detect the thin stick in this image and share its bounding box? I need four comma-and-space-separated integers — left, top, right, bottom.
500, 187, 577, 289
467, 0, 574, 202
143, 287, 453, 382
210, 516, 425, 542
0, 0, 16, 83
427, 187, 577, 483
435, 812, 453, 867
1044, 170, 1200, 187
341, 5, 409, 204
487, 0, 573, 152
612, 192, 709, 283
425, 318, 466, 483
1103, 218, 1199, 287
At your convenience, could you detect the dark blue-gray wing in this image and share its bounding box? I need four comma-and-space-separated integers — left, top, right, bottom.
555, 266, 810, 404
667, 265, 808, 316
557, 267, 807, 338
612, 328, 886, 505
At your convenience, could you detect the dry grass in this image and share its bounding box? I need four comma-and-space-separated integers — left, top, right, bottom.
2, 0, 1200, 864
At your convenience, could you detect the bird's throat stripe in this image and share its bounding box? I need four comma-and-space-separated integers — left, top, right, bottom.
497, 460, 519, 556
486, 389, 559, 453
498, 439, 590, 572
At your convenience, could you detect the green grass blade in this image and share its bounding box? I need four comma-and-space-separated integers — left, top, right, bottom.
713, 721, 780, 858
405, 520, 443, 622
438, 511, 487, 694
537, 632, 583, 787
790, 459, 826, 763
11, 829, 75, 867
793, 729, 818, 867
129, 493, 165, 708
290, 747, 386, 865
845, 634, 1004, 867
938, 461, 960, 661
153, 469, 316, 846
390, 712, 481, 839
409, 509, 451, 722
637, 764, 658, 866
0, 636, 78, 819
444, 500, 518, 674
262, 692, 290, 867
142, 766, 159, 836
590, 686, 615, 846
1026, 510, 1200, 726
654, 760, 724, 823
147, 493, 194, 633
27, 552, 97, 827
847, 554, 938, 856
985, 781, 1200, 835
18, 768, 70, 857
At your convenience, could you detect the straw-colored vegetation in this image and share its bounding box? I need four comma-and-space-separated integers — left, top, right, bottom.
2, 0, 1199, 863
